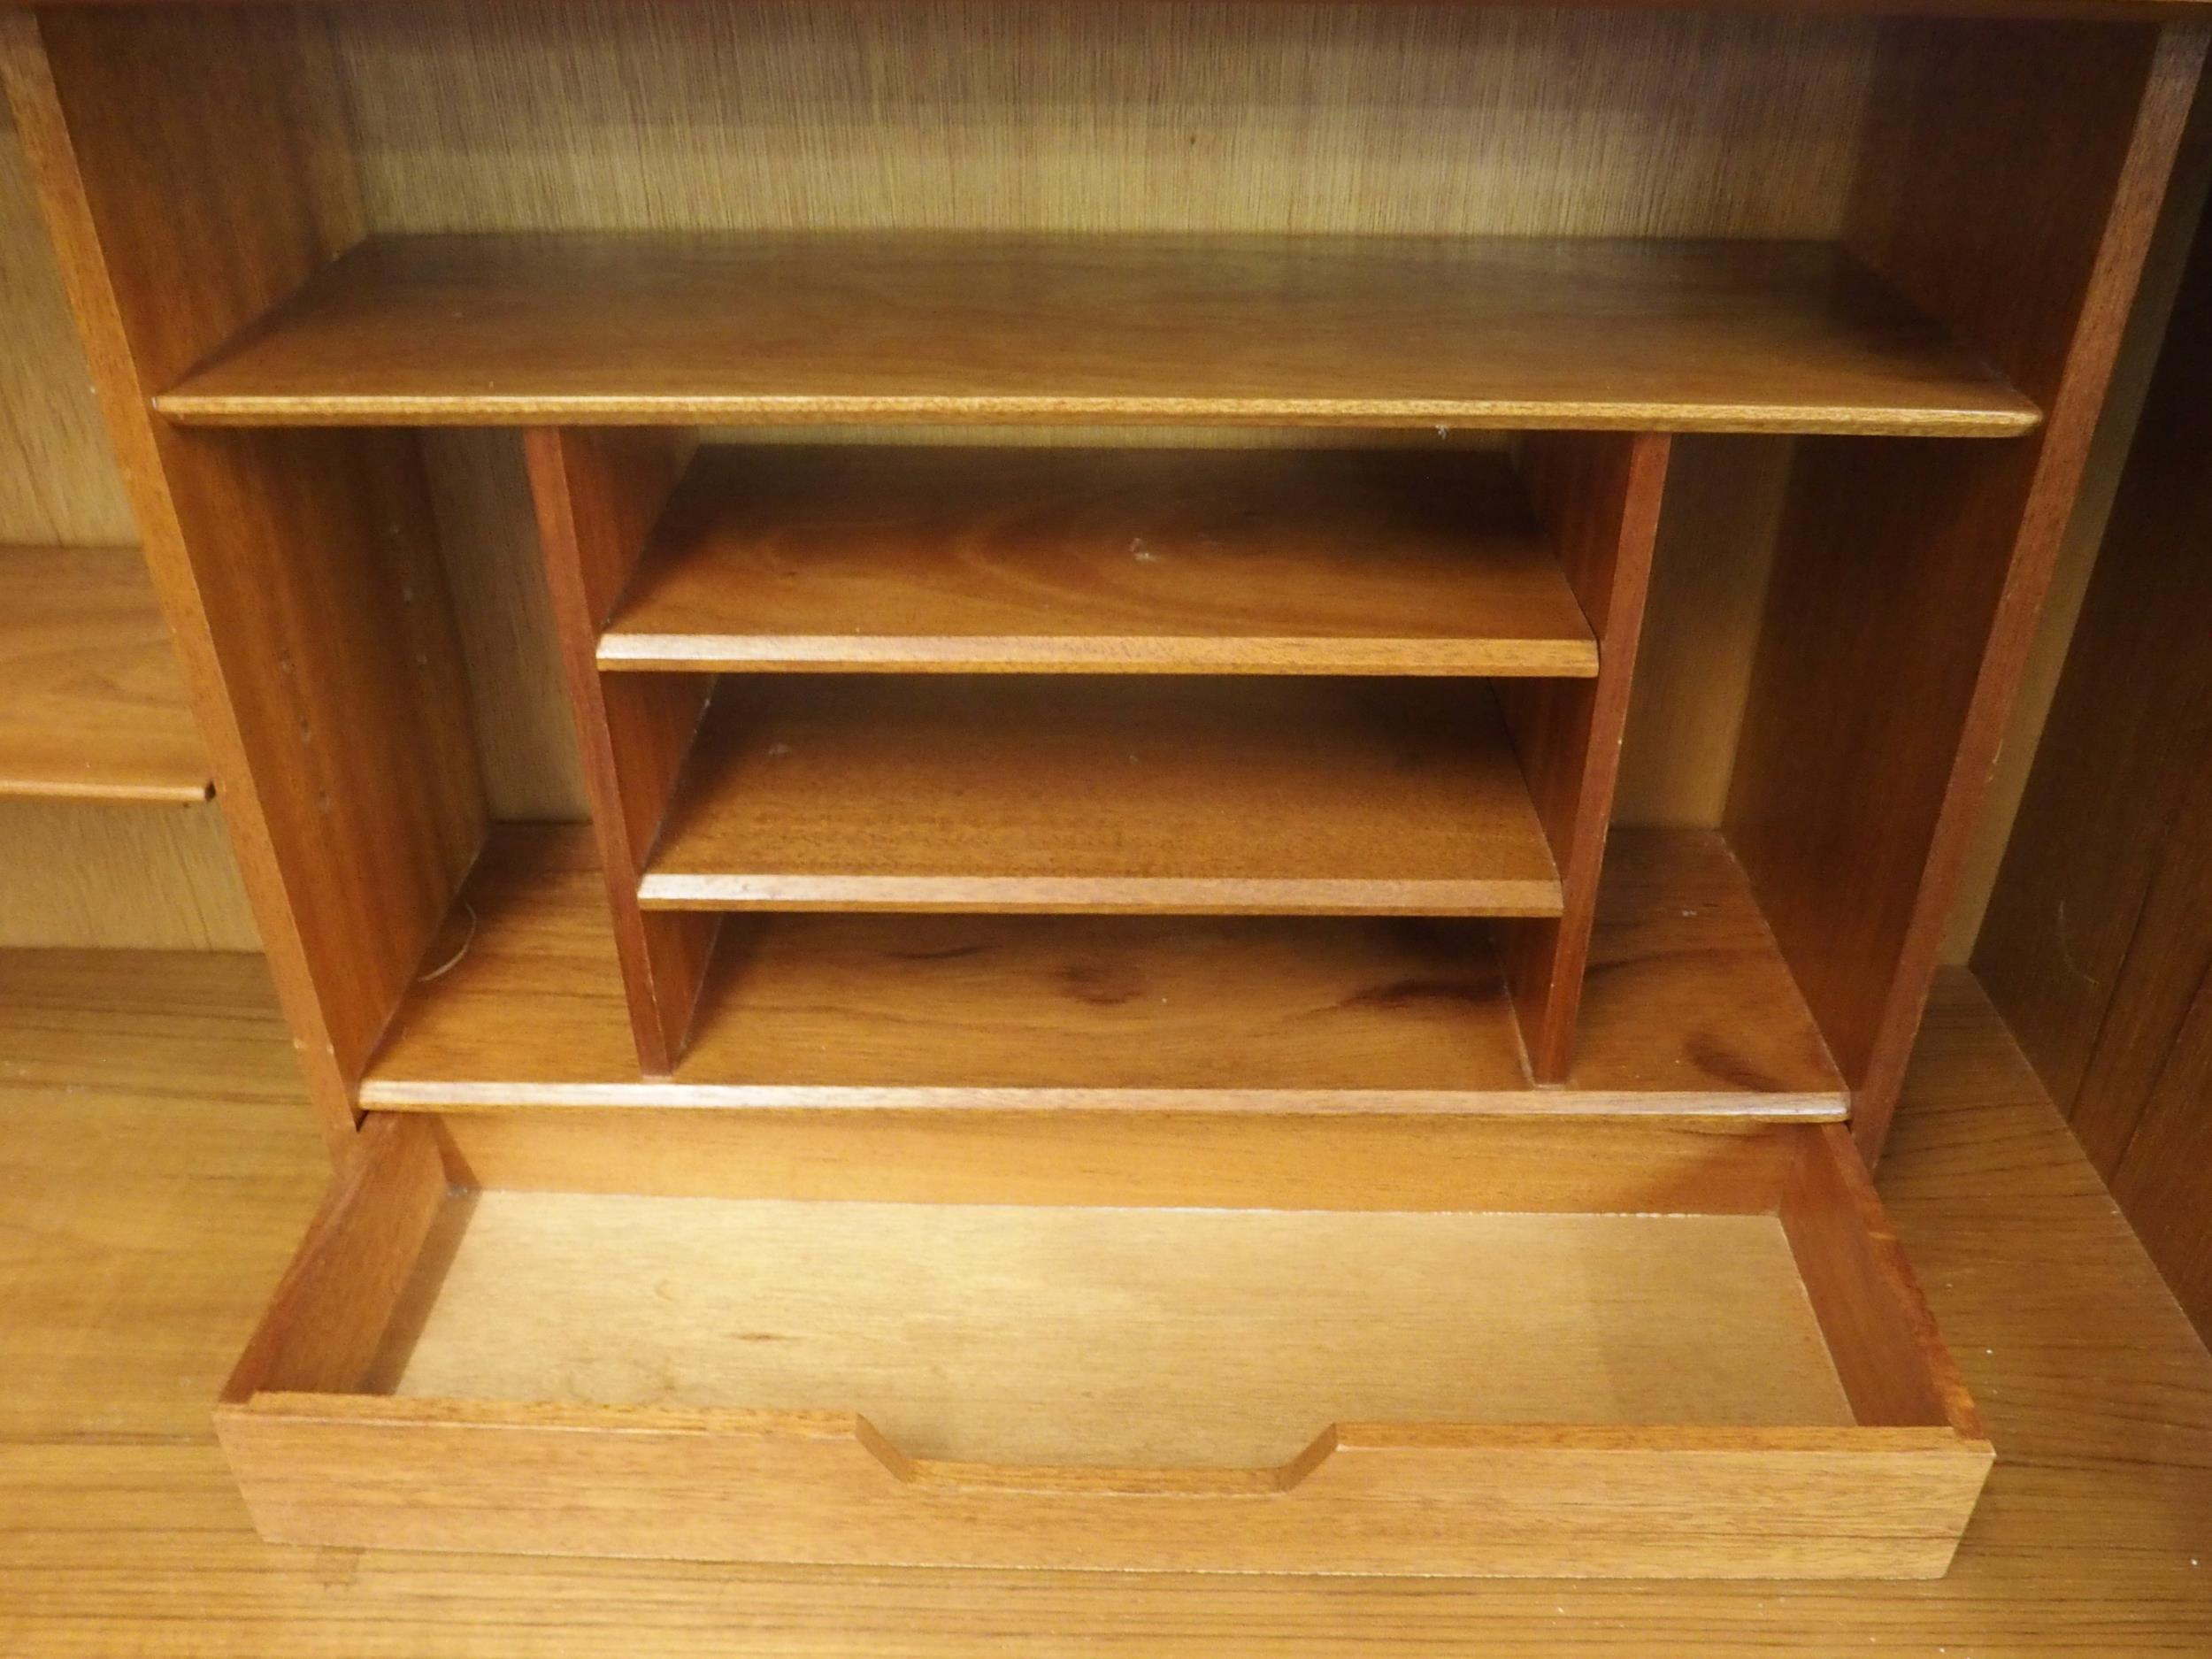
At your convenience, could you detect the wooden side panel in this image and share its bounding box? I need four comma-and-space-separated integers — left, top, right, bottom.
1497, 433, 1669, 1079
524, 428, 716, 1071
1724, 19, 2206, 1160
1976, 188, 2212, 1348
1, 8, 488, 1150
217, 1397, 1988, 1578
1940, 82, 2212, 969
2065, 766, 2212, 1172
1780, 1125, 1985, 1438
221, 1113, 447, 1402
1975, 175, 2212, 1141
2105, 960, 2212, 1346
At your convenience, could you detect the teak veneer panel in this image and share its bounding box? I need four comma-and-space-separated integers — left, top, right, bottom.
154, 234, 2040, 434
0, 544, 211, 803
601, 445, 1597, 677
1496, 433, 1670, 1079
1724, 19, 2206, 1160
525, 426, 718, 1073
641, 677, 1559, 915
378, 1195, 1854, 1468
2, 8, 490, 1150
361, 825, 1841, 1113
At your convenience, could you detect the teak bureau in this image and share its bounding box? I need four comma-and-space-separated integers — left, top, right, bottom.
4, 0, 2202, 1578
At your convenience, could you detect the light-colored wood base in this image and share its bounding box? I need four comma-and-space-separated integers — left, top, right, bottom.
375, 1198, 1855, 1462
361, 826, 1841, 1114
213, 1109, 1987, 1576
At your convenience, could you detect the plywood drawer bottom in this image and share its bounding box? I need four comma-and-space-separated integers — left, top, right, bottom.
217, 1111, 1991, 1577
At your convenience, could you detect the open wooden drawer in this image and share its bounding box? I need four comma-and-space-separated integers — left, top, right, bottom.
217, 1110, 1991, 1577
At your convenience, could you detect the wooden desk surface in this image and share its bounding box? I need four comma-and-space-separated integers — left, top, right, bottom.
3, 951, 2208, 1657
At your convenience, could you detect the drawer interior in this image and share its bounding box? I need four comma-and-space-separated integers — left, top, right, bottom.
215, 1111, 1991, 1572
372, 1194, 1850, 1468
227, 1111, 1981, 1460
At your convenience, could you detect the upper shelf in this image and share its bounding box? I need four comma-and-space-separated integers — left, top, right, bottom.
602, 445, 1598, 677
0, 545, 213, 806
154, 234, 2040, 436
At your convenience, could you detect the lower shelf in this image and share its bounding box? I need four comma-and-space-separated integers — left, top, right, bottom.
361, 825, 1844, 1114
218, 1111, 1991, 1576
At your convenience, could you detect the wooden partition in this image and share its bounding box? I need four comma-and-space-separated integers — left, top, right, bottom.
1496, 432, 1669, 1080
1977, 172, 2212, 1342
1725, 19, 2204, 1158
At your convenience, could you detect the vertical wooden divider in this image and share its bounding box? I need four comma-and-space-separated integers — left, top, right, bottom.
1, 9, 487, 1156
1496, 432, 1671, 1082
526, 428, 718, 1075
1725, 19, 2206, 1161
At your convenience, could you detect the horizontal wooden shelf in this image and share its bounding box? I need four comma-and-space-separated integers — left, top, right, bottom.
156, 234, 2039, 435
363, 826, 1841, 1113
0, 545, 212, 805
641, 677, 1559, 914
599, 445, 1598, 677
219, 1111, 1988, 1574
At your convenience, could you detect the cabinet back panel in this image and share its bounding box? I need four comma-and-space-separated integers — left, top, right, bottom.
0, 105, 130, 548
331, 2, 1875, 240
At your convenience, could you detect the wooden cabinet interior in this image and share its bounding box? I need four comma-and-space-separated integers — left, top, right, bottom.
2, 0, 2203, 1575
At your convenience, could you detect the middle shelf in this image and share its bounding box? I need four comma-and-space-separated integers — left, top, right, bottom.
642, 676, 1562, 916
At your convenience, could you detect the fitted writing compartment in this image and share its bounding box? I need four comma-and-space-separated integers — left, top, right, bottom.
216, 1111, 1992, 1576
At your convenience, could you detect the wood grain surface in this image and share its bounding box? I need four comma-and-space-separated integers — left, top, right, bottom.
602, 445, 1597, 676
326, 4, 1882, 247
4, 954, 2208, 1642
16, 2, 2212, 19
1978, 182, 2212, 1345
1495, 434, 1669, 1078
0, 100, 130, 547
0, 798, 257, 949
2, 8, 489, 1148
1722, 19, 2204, 1160
361, 825, 1838, 1113
0, 543, 211, 802
525, 426, 718, 1071
154, 234, 2039, 434
378, 1197, 1855, 1462
1976, 170, 2212, 1142
640, 677, 1557, 915
211, 1106, 1985, 1576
